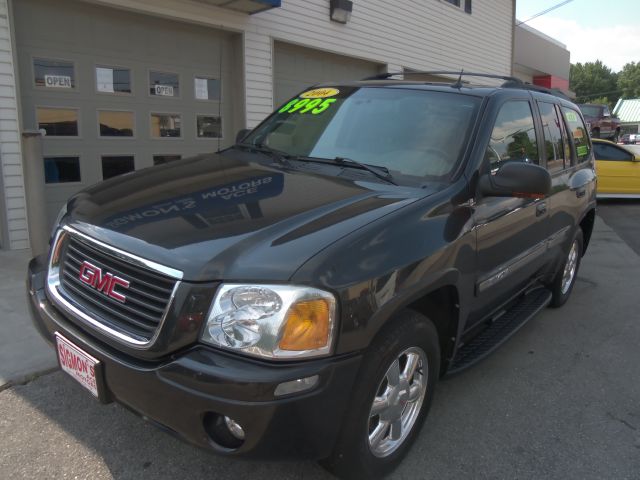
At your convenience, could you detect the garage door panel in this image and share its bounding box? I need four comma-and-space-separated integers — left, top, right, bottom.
274, 42, 381, 106
15, 0, 241, 227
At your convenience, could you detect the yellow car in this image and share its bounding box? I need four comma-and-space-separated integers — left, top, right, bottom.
592, 138, 640, 198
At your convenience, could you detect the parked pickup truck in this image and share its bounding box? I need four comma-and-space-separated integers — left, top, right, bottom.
577, 103, 621, 141
27, 73, 596, 479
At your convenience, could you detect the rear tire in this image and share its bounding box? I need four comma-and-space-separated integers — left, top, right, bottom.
320, 310, 440, 479
549, 228, 583, 308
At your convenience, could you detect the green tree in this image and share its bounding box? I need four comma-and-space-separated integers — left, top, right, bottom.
617, 62, 640, 98
570, 61, 619, 104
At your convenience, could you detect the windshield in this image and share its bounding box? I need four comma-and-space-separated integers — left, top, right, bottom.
243, 86, 481, 182
578, 105, 602, 117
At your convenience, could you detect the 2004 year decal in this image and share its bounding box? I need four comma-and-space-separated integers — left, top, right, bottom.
279, 88, 340, 115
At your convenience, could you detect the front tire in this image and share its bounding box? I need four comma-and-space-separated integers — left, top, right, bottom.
549, 228, 583, 308
320, 310, 440, 479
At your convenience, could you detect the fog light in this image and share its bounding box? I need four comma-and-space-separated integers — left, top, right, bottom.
224, 416, 245, 440
274, 375, 319, 396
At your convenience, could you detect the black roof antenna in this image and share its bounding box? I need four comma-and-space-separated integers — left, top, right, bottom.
451, 69, 464, 89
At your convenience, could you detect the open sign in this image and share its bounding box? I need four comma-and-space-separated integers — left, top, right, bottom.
154, 84, 174, 96
44, 74, 72, 88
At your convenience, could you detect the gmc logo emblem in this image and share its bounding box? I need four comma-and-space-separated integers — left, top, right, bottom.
78, 261, 130, 303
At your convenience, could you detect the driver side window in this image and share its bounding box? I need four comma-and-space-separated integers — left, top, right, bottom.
487, 100, 539, 173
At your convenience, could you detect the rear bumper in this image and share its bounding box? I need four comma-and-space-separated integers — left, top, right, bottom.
27, 255, 361, 460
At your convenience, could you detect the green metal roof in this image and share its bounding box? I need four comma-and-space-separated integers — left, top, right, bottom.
613, 98, 640, 123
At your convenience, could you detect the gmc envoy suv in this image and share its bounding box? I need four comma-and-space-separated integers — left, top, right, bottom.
28, 72, 596, 479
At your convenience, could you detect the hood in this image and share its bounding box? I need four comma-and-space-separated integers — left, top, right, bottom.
64, 151, 432, 281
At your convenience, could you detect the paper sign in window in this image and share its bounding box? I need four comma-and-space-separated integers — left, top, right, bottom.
97, 67, 114, 93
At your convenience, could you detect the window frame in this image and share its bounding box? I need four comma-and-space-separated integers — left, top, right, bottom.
94, 64, 134, 96
43, 154, 83, 185
148, 69, 181, 100
537, 100, 568, 174
100, 154, 136, 181
486, 98, 540, 174
195, 113, 223, 140
35, 105, 81, 138
561, 106, 591, 165
592, 142, 635, 162
96, 109, 136, 139
194, 74, 222, 102
150, 111, 183, 139
31, 56, 78, 92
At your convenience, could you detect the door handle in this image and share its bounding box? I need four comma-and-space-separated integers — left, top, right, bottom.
536, 202, 547, 217
575, 187, 586, 198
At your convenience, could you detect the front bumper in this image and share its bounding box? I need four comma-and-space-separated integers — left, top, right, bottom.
27, 255, 361, 460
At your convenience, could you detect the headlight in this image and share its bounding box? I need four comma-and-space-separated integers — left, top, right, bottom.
201, 284, 337, 359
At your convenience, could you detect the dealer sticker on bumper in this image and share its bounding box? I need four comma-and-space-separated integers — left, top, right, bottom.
55, 333, 101, 398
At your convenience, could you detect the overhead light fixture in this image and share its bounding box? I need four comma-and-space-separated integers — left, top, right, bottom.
330, 0, 353, 24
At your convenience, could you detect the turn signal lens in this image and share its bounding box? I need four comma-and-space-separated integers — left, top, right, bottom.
279, 299, 330, 351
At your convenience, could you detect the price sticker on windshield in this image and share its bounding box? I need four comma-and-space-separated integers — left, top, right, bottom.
278, 88, 339, 115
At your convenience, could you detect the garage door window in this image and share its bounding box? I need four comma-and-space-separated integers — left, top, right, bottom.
153, 154, 182, 165
194, 77, 220, 101
98, 110, 134, 137
44, 156, 81, 183
197, 115, 221, 138
96, 66, 132, 94
151, 113, 181, 138
37, 107, 79, 136
102, 155, 134, 179
34, 58, 75, 89
150, 71, 179, 97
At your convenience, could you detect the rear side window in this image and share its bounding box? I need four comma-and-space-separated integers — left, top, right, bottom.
486, 100, 539, 172
562, 107, 591, 163
592, 142, 634, 161
538, 102, 566, 172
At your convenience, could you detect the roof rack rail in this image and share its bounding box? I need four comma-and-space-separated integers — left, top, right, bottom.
501, 80, 571, 100
363, 70, 525, 84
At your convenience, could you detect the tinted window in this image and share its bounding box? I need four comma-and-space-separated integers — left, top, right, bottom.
592, 143, 634, 161
98, 110, 134, 137
37, 107, 78, 136
487, 100, 539, 171
150, 71, 179, 97
539, 102, 566, 172
44, 156, 80, 183
102, 155, 134, 179
34, 58, 75, 89
96, 66, 131, 94
562, 107, 590, 163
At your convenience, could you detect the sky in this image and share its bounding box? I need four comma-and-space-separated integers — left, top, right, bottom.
516, 0, 640, 72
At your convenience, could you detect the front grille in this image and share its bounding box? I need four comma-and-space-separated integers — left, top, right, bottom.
58, 234, 177, 342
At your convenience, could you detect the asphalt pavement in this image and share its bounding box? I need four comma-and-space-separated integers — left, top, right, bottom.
1, 215, 639, 479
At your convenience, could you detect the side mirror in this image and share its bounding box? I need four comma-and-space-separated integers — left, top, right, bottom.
479, 162, 551, 198
235, 128, 252, 144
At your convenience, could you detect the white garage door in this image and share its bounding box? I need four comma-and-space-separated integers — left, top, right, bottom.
274, 42, 382, 107
14, 0, 243, 226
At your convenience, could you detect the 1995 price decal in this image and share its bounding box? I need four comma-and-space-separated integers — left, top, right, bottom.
278, 97, 337, 115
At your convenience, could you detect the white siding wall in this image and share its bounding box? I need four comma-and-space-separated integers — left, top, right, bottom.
0, 0, 26, 249
92, 0, 514, 115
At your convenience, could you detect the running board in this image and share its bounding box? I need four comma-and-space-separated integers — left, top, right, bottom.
448, 287, 552, 375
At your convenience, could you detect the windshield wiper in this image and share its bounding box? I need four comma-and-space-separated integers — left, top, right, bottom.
330, 156, 397, 185
234, 143, 292, 167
